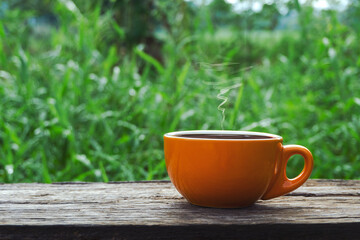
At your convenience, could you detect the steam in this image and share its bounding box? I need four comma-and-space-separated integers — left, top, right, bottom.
216, 83, 242, 130
199, 62, 252, 130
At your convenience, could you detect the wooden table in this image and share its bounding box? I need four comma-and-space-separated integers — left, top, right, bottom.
0, 179, 359, 239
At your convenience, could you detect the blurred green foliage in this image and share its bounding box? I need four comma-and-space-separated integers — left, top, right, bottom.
0, 0, 359, 182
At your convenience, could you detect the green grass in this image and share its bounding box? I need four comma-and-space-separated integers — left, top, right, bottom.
0, 1, 360, 182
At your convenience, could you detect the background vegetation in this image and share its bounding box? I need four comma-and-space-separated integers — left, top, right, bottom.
0, 0, 359, 182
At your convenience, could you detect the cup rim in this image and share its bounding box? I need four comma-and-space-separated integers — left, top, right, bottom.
164, 130, 283, 141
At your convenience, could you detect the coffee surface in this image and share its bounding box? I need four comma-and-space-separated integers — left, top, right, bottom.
176, 134, 273, 139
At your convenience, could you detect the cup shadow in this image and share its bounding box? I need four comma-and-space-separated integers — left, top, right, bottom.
171, 200, 284, 211
166, 200, 294, 224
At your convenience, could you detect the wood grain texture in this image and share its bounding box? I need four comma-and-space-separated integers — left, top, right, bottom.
0, 179, 359, 239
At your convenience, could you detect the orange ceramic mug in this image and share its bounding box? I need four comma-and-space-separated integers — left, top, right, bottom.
164, 130, 313, 208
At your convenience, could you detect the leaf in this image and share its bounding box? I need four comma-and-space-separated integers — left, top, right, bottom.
41, 150, 52, 183
112, 21, 125, 39
99, 161, 109, 182
134, 47, 164, 74
0, 22, 5, 39
75, 154, 92, 168
176, 61, 191, 95
354, 98, 360, 106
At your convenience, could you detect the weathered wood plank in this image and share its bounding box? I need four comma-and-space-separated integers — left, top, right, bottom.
0, 179, 359, 239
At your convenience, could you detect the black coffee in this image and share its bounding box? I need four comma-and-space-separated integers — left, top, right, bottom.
176, 134, 273, 139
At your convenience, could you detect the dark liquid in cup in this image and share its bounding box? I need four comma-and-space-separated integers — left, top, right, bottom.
176, 134, 273, 139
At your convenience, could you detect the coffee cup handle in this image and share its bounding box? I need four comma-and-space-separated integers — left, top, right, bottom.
261, 145, 314, 200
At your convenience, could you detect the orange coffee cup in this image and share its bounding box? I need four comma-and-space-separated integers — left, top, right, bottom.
164, 130, 313, 208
